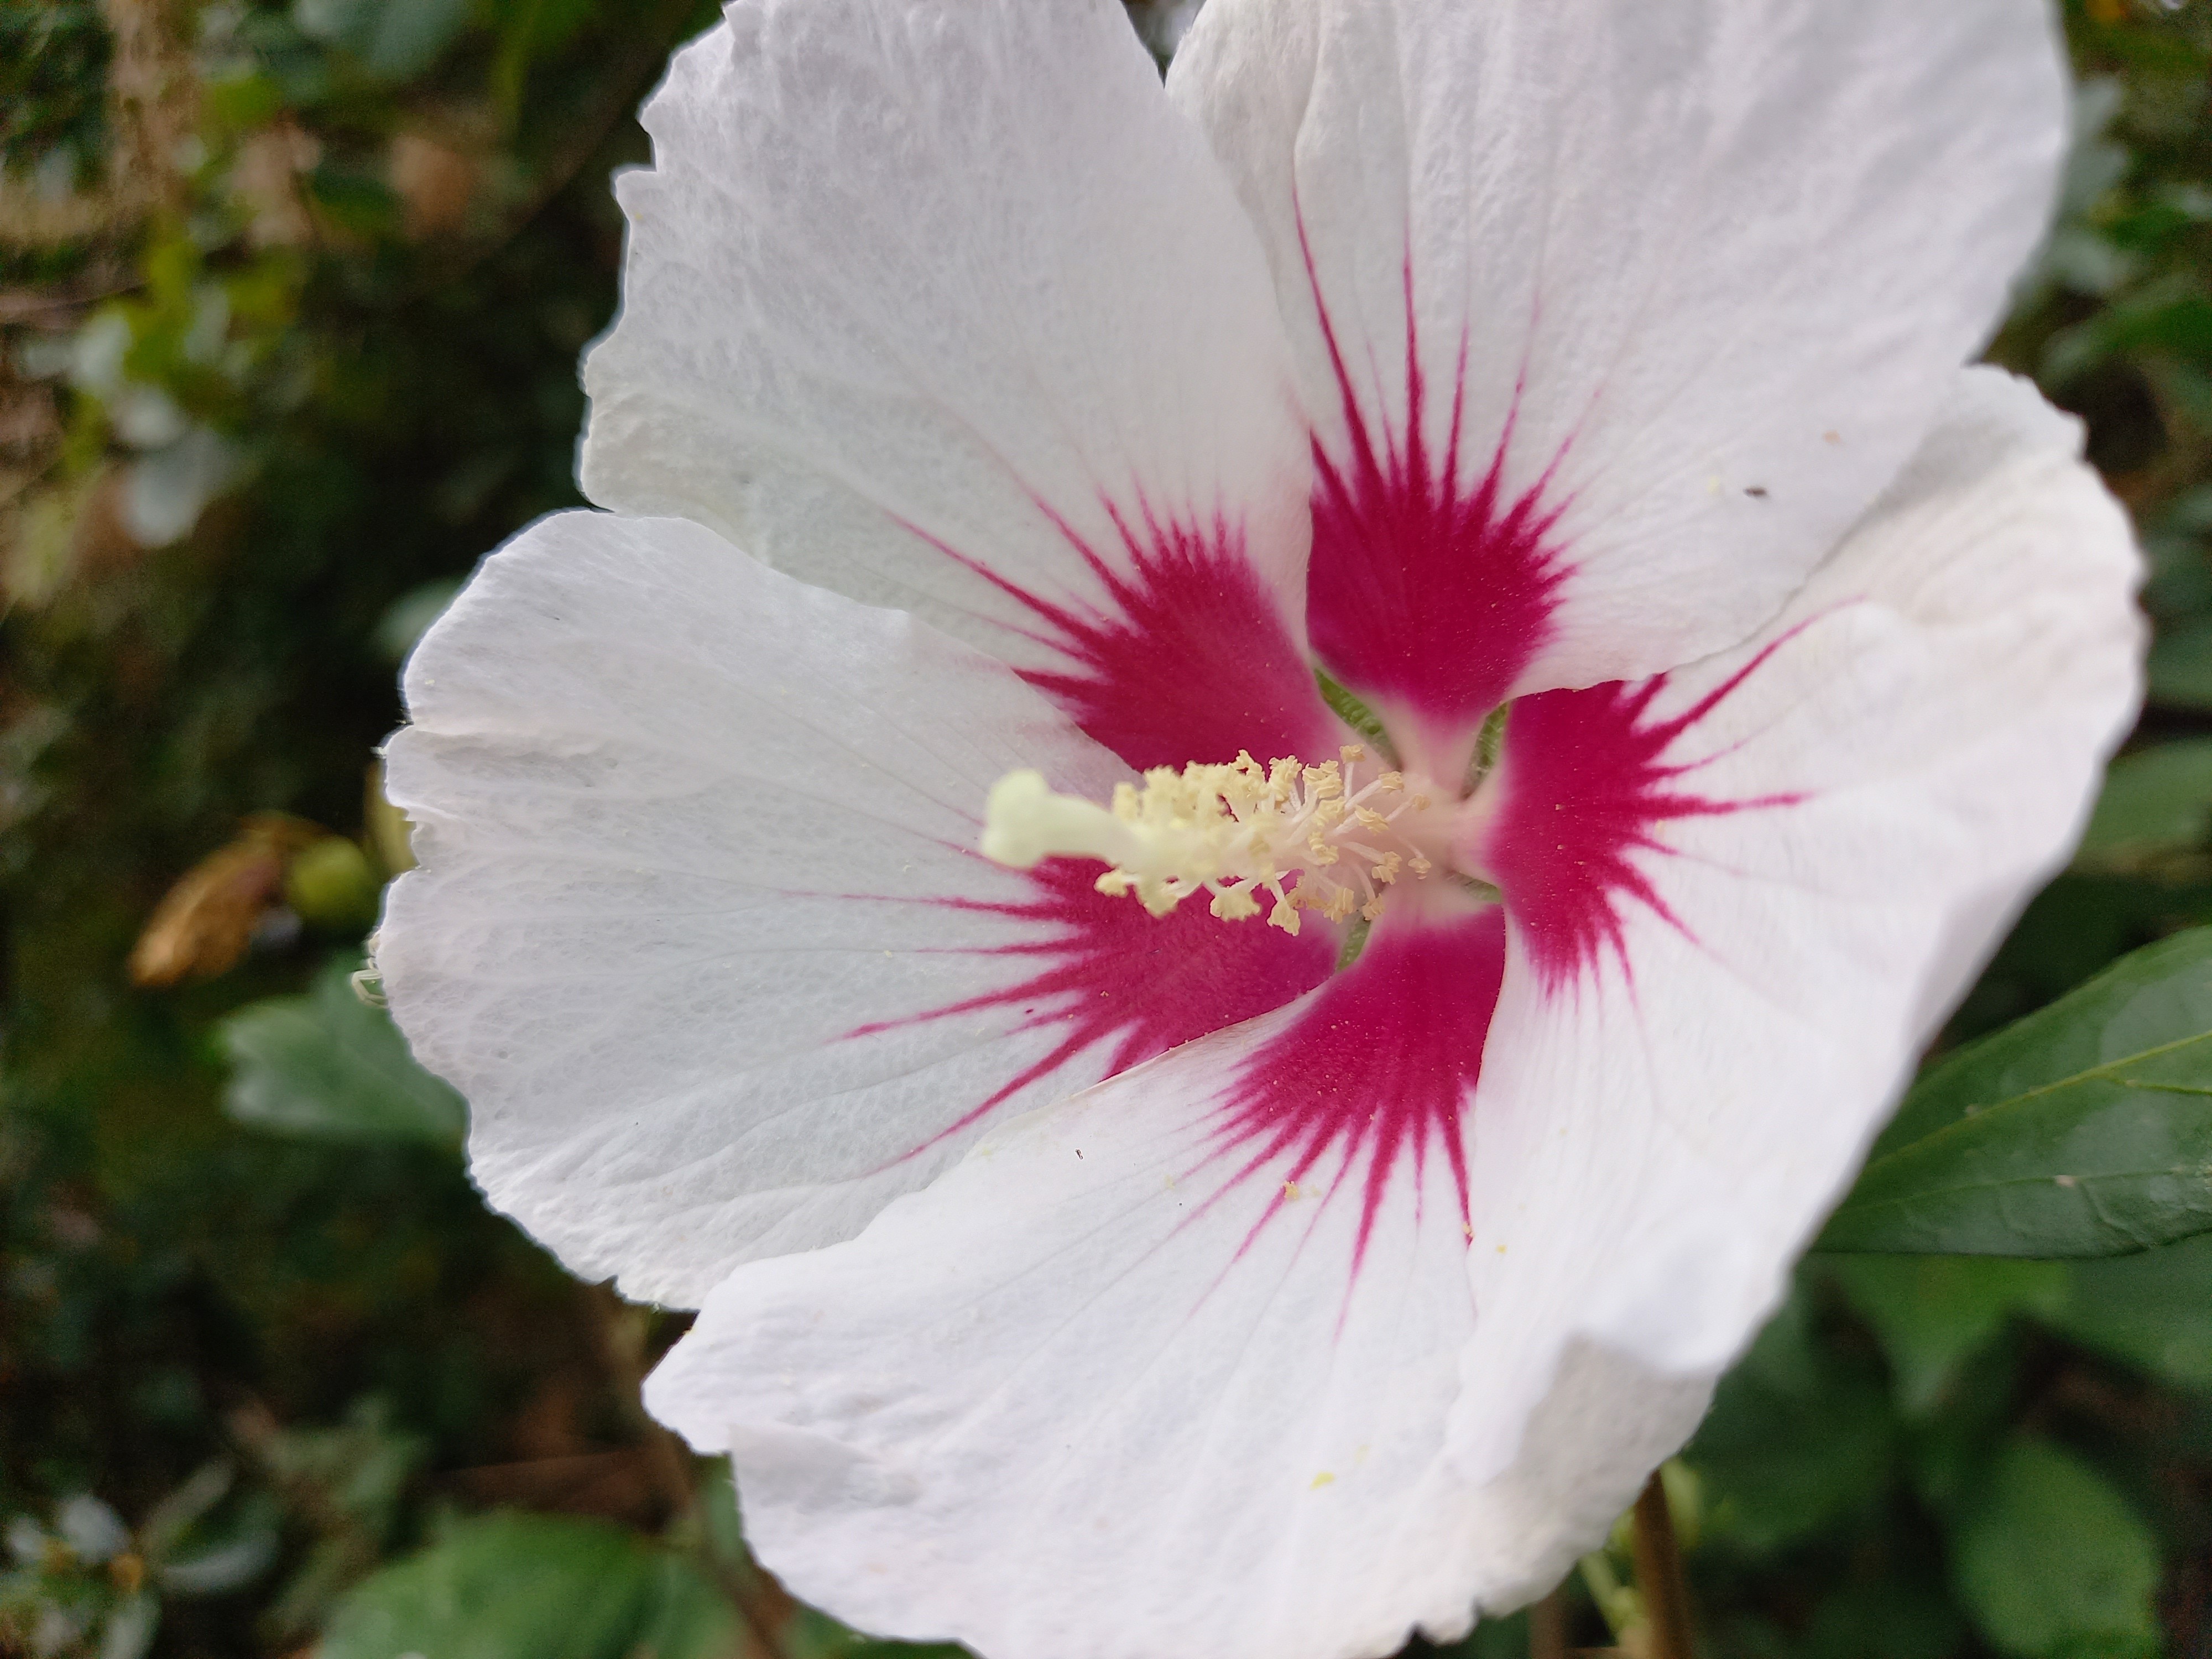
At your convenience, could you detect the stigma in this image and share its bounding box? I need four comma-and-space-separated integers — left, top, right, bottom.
980, 747, 1443, 935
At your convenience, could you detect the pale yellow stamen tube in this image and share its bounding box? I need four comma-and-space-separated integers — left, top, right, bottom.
979, 752, 1449, 935
979, 770, 1142, 872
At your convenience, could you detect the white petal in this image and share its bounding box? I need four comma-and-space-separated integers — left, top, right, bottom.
1454, 369, 2142, 1481
1171, 0, 2068, 758
648, 910, 1707, 1659
379, 510, 1333, 1308
580, 0, 1333, 772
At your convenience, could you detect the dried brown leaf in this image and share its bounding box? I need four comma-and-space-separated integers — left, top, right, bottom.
128, 813, 326, 987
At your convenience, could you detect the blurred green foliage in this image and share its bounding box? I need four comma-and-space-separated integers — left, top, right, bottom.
10, 1, 2212, 1657
1, 4, 109, 188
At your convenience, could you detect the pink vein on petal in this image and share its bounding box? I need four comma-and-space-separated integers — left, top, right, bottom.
1202, 909, 1507, 1270
1486, 633, 1813, 992
905, 494, 1337, 773
848, 858, 1334, 1164
1302, 226, 1569, 734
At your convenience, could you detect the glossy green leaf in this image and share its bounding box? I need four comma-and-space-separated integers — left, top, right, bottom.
319, 1512, 738, 1659
1819, 928, 2212, 1256
1952, 1439, 2159, 1659
220, 955, 466, 1148
2075, 740, 2212, 865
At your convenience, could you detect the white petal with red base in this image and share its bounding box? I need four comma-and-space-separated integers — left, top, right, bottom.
649, 915, 1708, 1659
379, 510, 1331, 1309
1171, 0, 2068, 760
1453, 370, 2141, 1482
580, 0, 1333, 771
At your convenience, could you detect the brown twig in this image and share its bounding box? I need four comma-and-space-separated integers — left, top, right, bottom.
580, 1283, 792, 1659
1528, 1588, 1569, 1659
1630, 1471, 1695, 1659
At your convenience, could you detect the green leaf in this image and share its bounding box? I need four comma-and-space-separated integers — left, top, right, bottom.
2075, 740, 2212, 865
2048, 1230, 2212, 1388
1422, 1610, 1530, 1659
220, 955, 466, 1148
319, 1512, 738, 1659
1825, 1256, 2070, 1416
364, 0, 476, 80
1801, 1577, 1965, 1659
292, 0, 474, 81
1952, 1439, 2160, 1659
1687, 1291, 1895, 1556
1818, 928, 2212, 1257
2042, 278, 2212, 387
780, 1605, 968, 1659
631, 1553, 749, 1659
2147, 618, 2212, 711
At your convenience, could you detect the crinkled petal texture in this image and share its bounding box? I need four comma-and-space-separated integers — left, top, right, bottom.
1171, 0, 2067, 765
1457, 370, 2141, 1479
649, 910, 1715, 1659
580, 0, 1337, 773
379, 511, 1332, 1308
644, 372, 2138, 1659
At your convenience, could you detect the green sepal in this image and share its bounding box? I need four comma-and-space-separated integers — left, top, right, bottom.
1313, 667, 1398, 765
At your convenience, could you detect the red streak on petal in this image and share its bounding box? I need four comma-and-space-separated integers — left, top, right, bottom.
1206, 909, 1507, 1268
1488, 633, 1811, 991
914, 497, 1337, 773
1302, 228, 1568, 734
854, 858, 1333, 1160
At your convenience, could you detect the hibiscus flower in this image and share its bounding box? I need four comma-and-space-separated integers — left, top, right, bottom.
375, 1, 2142, 1656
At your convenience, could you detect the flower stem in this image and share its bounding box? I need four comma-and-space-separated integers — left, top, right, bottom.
1527, 1588, 1568, 1659
1630, 1470, 1695, 1659
582, 1285, 792, 1659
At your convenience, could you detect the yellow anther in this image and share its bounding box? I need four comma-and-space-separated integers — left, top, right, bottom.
980, 750, 1448, 935
1303, 763, 1344, 799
